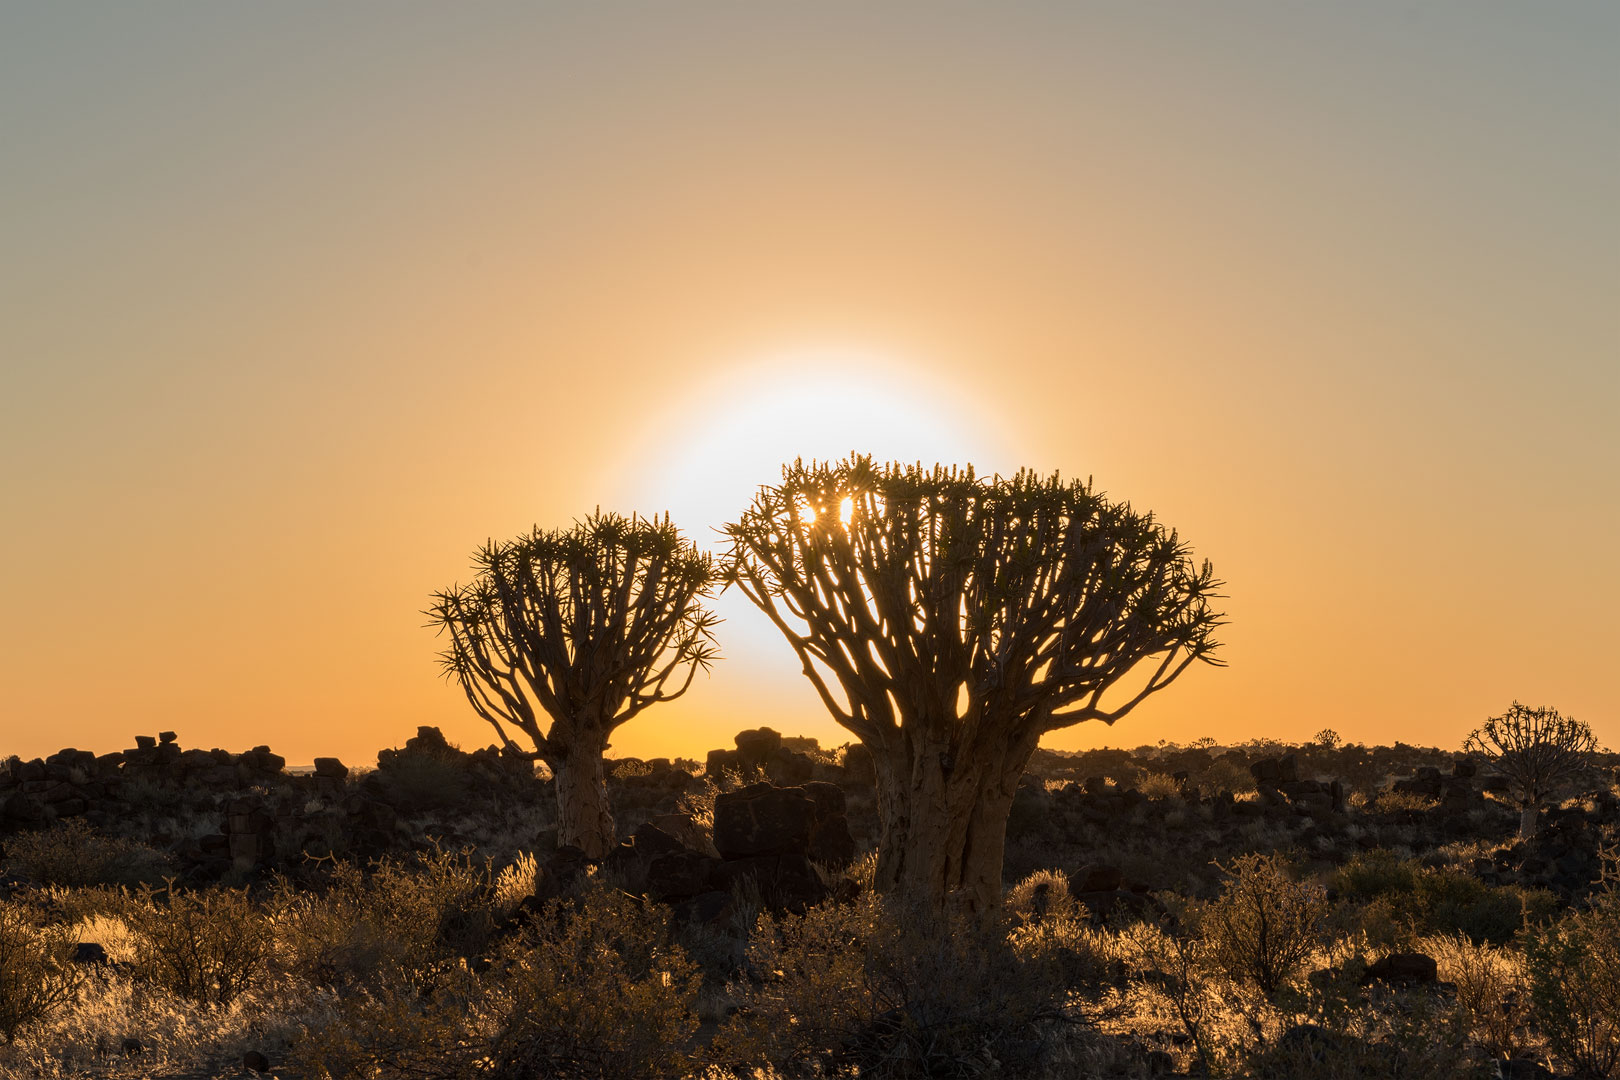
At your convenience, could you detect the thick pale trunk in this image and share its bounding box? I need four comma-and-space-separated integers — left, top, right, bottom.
872, 730, 1031, 919
1518, 805, 1540, 840
553, 749, 615, 859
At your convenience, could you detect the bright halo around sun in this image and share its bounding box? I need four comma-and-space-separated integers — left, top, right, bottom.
621, 345, 1020, 551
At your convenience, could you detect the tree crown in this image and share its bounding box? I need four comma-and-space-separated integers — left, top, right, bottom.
427, 511, 721, 760
724, 456, 1223, 747
1463, 702, 1598, 805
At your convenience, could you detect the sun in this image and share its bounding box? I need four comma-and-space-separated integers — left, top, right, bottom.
620, 345, 1018, 549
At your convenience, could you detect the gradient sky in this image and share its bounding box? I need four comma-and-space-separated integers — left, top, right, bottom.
3, 5, 1616, 766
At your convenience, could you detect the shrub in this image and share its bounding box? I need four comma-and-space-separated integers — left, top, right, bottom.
1202, 854, 1329, 1000
273, 848, 499, 989
714, 892, 1074, 1079
2, 819, 172, 888
289, 964, 483, 1080
482, 885, 699, 1080
1429, 932, 1532, 1060
1525, 900, 1620, 1077
122, 884, 271, 1005
1333, 849, 1555, 944
0, 901, 82, 1044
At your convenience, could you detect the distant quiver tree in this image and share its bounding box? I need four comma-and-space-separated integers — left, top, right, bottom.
427, 512, 721, 858
725, 456, 1224, 915
1464, 702, 1598, 839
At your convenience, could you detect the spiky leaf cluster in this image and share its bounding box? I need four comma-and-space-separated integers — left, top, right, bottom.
724, 455, 1223, 746
427, 512, 721, 761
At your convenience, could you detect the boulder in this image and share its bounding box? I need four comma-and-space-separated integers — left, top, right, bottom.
734, 727, 784, 764
714, 782, 815, 859
1363, 952, 1438, 985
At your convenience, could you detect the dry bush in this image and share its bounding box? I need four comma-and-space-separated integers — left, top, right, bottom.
1429, 932, 1533, 1060
273, 847, 499, 989
1524, 892, 1620, 1077
121, 884, 272, 1005
2, 818, 172, 888
289, 964, 485, 1080
1202, 853, 1329, 1000
1135, 772, 1183, 800
481, 885, 699, 1080
0, 901, 82, 1045
714, 891, 1078, 1079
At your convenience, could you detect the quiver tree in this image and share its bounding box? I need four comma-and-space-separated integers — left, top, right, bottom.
428, 512, 721, 858
1464, 702, 1598, 839
725, 456, 1223, 915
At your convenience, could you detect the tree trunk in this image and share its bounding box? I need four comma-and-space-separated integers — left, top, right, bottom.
871, 727, 1035, 919
1518, 804, 1540, 840
552, 747, 615, 859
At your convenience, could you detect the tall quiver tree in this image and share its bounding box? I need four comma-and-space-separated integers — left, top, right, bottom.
726, 456, 1224, 916
428, 512, 721, 858
1464, 702, 1598, 839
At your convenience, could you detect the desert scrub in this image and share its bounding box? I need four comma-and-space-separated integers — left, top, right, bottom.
713, 892, 1075, 1078
121, 883, 272, 1005
1333, 849, 1556, 944
1428, 932, 1533, 1060
2, 818, 172, 888
290, 963, 486, 1080
0, 900, 82, 1044
273, 846, 500, 989
1202, 853, 1329, 1000
1524, 894, 1620, 1077
481, 884, 699, 1080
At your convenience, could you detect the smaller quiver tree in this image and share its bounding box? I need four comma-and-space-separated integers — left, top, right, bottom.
1464, 702, 1598, 839
725, 456, 1224, 917
427, 512, 721, 858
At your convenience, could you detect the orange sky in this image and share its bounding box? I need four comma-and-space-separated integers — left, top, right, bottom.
3, 6, 1616, 765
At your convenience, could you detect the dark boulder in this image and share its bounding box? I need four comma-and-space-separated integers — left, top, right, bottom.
1363, 952, 1438, 985
714, 782, 815, 858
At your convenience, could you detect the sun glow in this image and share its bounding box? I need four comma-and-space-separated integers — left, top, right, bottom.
621, 345, 1017, 551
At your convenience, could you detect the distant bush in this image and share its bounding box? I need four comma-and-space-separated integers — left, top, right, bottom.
1333, 850, 1555, 944
122, 884, 271, 1005
0, 901, 82, 1044
2, 819, 172, 888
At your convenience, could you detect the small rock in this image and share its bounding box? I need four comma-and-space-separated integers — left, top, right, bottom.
243, 1049, 270, 1073
121, 1037, 144, 1056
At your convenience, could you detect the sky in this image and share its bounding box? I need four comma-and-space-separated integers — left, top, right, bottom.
2, 4, 1616, 766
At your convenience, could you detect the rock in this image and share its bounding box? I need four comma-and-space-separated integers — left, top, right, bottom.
1072, 864, 1124, 893
713, 782, 815, 858
841, 743, 876, 786
72, 942, 108, 965
121, 1037, 144, 1056
1494, 1059, 1553, 1080
1249, 758, 1281, 784
313, 757, 348, 779
1453, 761, 1477, 778
644, 850, 720, 900
1276, 1023, 1351, 1063
1363, 952, 1437, 985
243, 1049, 270, 1073
765, 747, 815, 786
134, 735, 156, 750
158, 731, 177, 744
705, 748, 741, 779
1277, 753, 1300, 783
734, 727, 784, 764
